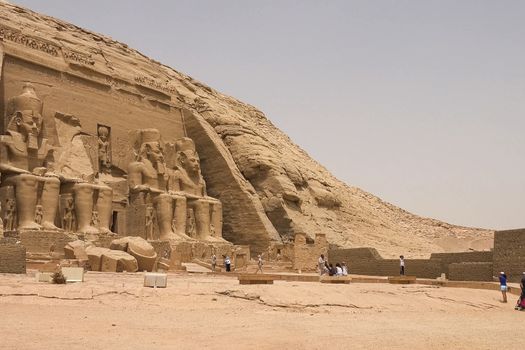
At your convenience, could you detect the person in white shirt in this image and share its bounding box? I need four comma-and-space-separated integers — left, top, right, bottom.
224, 256, 231, 272
341, 262, 348, 276
318, 254, 326, 276
399, 255, 405, 275
335, 263, 343, 276
256, 254, 263, 274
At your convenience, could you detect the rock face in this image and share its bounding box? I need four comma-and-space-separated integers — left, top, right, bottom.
0, 2, 493, 257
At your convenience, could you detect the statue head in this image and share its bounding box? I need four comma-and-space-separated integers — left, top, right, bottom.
6, 84, 44, 150
178, 150, 200, 175
98, 126, 109, 142
176, 137, 201, 176
138, 129, 166, 174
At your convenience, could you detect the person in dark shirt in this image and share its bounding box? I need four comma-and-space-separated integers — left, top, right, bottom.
328, 264, 335, 276
497, 272, 508, 303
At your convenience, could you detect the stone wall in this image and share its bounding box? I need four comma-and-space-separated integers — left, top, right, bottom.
292, 233, 328, 272
493, 229, 525, 282
0, 239, 26, 274
430, 251, 493, 276
448, 262, 493, 281
19, 230, 77, 257
329, 247, 491, 279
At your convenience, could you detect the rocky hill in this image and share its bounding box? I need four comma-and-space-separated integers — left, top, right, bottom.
0, 1, 493, 257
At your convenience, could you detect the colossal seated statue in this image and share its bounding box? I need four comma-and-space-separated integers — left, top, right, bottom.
128, 130, 223, 242
0, 83, 60, 230
0, 84, 113, 234
128, 129, 187, 241
168, 137, 223, 242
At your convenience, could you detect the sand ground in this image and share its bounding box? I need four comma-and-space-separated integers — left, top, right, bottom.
0, 271, 522, 350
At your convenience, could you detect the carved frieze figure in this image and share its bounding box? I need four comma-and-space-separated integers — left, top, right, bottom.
3, 199, 16, 231
185, 208, 196, 237
90, 210, 99, 227
168, 137, 223, 242
62, 198, 75, 232
145, 205, 155, 240
0, 83, 60, 230
34, 205, 43, 225
97, 125, 111, 173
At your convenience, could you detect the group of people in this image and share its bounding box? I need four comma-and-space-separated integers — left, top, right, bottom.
496, 271, 525, 311
318, 254, 348, 276
210, 254, 231, 272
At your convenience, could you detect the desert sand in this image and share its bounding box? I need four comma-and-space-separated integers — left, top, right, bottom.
0, 271, 521, 350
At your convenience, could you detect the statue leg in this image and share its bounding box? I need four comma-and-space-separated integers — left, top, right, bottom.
95, 185, 113, 234
73, 183, 98, 234
172, 195, 189, 238
193, 199, 211, 241
210, 200, 223, 239
154, 193, 175, 240
40, 176, 60, 230
8, 174, 39, 230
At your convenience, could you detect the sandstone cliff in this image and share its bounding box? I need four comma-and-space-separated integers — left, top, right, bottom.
0, 2, 493, 257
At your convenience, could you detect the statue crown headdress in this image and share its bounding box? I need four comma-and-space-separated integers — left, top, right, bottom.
175, 137, 196, 153
7, 83, 43, 117
140, 128, 161, 144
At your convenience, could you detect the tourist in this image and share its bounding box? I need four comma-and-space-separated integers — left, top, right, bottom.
341, 262, 348, 276
225, 256, 231, 272
497, 271, 508, 303
516, 272, 525, 310
211, 254, 217, 272
256, 254, 263, 274
335, 263, 343, 276
328, 263, 335, 276
399, 255, 405, 276
318, 254, 326, 276
521, 272, 525, 296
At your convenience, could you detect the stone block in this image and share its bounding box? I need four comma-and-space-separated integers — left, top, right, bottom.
238, 274, 274, 284
320, 276, 352, 284
144, 272, 167, 288
64, 240, 90, 260
36, 272, 53, 282
110, 236, 157, 271
100, 250, 138, 272
388, 276, 416, 284
61, 267, 84, 282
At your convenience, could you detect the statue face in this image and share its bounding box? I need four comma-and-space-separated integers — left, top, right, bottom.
146, 142, 164, 163
14, 110, 42, 149
181, 151, 200, 174
98, 127, 109, 142
143, 142, 166, 174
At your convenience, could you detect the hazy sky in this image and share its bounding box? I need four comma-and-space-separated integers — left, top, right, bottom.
11, 0, 525, 230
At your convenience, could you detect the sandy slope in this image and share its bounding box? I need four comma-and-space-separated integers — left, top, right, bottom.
0, 272, 521, 350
